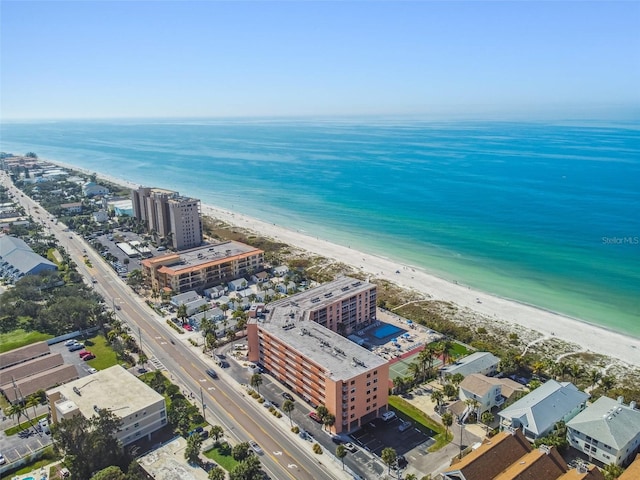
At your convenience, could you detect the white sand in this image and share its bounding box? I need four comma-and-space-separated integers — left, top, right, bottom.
51, 159, 640, 366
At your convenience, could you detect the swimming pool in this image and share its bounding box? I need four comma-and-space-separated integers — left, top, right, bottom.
374, 324, 402, 339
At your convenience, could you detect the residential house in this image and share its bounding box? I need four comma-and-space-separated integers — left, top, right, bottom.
92, 210, 109, 223
499, 380, 589, 441
441, 352, 501, 378
459, 374, 527, 416
228, 278, 248, 291
272, 265, 289, 277
567, 396, 640, 467
251, 271, 269, 283
170, 291, 201, 307
0, 235, 57, 282
441, 428, 604, 480
82, 181, 110, 197
59, 202, 83, 214
204, 285, 226, 299
277, 281, 297, 294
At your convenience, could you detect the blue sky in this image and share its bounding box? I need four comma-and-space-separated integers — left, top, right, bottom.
1, 1, 639, 120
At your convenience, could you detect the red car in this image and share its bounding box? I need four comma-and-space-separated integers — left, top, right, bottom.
183, 324, 192, 331
79, 350, 92, 358
308, 411, 322, 423
83, 354, 96, 361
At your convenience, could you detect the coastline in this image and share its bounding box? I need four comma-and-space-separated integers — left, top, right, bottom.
48, 158, 640, 366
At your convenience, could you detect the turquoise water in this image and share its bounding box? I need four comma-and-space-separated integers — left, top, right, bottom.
1, 119, 639, 336
374, 325, 403, 339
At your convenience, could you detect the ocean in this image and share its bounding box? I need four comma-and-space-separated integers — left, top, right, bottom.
1, 119, 639, 337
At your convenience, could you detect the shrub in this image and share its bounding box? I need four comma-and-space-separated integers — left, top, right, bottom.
312, 443, 323, 454
291, 426, 299, 434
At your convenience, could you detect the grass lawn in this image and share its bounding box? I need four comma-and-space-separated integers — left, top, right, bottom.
0, 329, 53, 353
83, 334, 120, 370
4, 413, 48, 436
203, 442, 239, 471
388, 395, 452, 451
450, 342, 470, 358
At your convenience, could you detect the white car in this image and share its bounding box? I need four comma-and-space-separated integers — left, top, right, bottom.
0, 453, 6, 465
249, 441, 263, 455
64, 339, 77, 346
88, 367, 97, 374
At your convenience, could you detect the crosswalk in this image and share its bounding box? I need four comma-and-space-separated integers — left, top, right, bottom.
149, 356, 165, 371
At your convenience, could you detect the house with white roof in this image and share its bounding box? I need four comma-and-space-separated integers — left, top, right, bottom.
0, 235, 57, 282
272, 265, 289, 277
499, 380, 589, 441
228, 278, 248, 291
440, 351, 501, 378
82, 181, 110, 197
567, 396, 640, 467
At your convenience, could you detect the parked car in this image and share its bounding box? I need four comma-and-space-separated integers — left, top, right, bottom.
308, 411, 322, 423
88, 367, 98, 374
83, 354, 96, 361
282, 392, 294, 401
381, 411, 397, 422
331, 435, 344, 445
64, 339, 77, 346
249, 441, 263, 455
206, 369, 218, 379
78, 350, 92, 358
263, 401, 272, 409
0, 453, 6, 465
344, 442, 357, 452
398, 420, 412, 432
68, 343, 85, 352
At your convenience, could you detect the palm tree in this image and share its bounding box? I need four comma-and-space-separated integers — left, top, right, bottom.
323, 413, 335, 433
208, 466, 225, 480
588, 369, 602, 389
569, 364, 585, 383
250, 373, 263, 394
600, 375, 616, 391
407, 362, 422, 385
431, 390, 444, 413
481, 412, 494, 432
26, 394, 40, 419
7, 402, 26, 428
282, 400, 295, 427
405, 475, 417, 480
381, 447, 397, 475
602, 463, 624, 480
177, 304, 188, 325
210, 425, 224, 444
442, 412, 454, 437
336, 444, 347, 470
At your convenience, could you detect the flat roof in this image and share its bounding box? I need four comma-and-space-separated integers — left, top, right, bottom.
268, 276, 374, 312
151, 241, 262, 274
256, 306, 386, 382
48, 365, 164, 418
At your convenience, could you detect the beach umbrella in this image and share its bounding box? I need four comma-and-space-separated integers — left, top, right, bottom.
392, 338, 398, 343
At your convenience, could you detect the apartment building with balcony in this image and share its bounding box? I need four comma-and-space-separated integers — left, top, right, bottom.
141, 240, 264, 294
47, 365, 166, 446
131, 186, 202, 250
267, 276, 377, 335
247, 278, 387, 434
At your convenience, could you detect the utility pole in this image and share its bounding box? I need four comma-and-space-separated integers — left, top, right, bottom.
459, 422, 465, 459
200, 386, 206, 421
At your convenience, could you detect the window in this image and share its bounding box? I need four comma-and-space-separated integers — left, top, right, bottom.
134, 422, 139, 428
351, 405, 355, 410
367, 373, 371, 378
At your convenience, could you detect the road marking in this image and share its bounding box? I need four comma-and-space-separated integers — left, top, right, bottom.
199, 378, 207, 382
207, 387, 216, 391
274, 451, 282, 456
287, 464, 297, 469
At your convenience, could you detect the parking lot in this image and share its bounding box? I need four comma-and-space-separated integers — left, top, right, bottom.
349, 416, 435, 457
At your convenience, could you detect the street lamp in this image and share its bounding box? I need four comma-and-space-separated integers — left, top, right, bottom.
459, 421, 466, 459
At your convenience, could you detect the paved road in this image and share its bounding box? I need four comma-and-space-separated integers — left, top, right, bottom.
0, 179, 344, 480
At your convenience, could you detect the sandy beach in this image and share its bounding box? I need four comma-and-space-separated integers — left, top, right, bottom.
50, 159, 640, 366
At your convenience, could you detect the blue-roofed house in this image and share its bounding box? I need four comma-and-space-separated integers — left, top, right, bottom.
499, 380, 589, 441
567, 396, 640, 467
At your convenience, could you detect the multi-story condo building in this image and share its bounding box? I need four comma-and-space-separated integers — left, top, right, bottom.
247, 278, 388, 433
131, 186, 202, 250
141, 240, 264, 294
266, 276, 377, 335
46, 365, 166, 446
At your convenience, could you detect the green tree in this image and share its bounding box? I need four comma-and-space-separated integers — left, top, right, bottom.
405, 475, 417, 480
481, 412, 494, 432
90, 466, 127, 480
250, 373, 263, 394
336, 444, 347, 470
184, 434, 203, 464
442, 412, 454, 437
602, 463, 624, 480
431, 390, 444, 413
381, 447, 397, 475
323, 413, 335, 432
282, 399, 295, 427
229, 455, 263, 480
232, 442, 251, 461
443, 383, 457, 400
208, 466, 225, 480
177, 303, 188, 324
210, 425, 224, 444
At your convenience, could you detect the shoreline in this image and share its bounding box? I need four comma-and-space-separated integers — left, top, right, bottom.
47, 158, 640, 366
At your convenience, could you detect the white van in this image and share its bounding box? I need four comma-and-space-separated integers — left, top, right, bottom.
381, 411, 396, 422
234, 343, 246, 350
